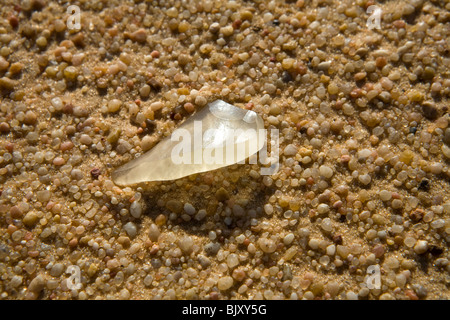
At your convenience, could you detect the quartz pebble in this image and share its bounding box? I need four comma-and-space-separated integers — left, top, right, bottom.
217, 276, 234, 291
130, 201, 142, 218
123, 222, 137, 238
414, 240, 428, 254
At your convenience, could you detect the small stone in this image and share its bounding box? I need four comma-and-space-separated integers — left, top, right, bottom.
412, 284, 428, 299
28, 275, 45, 293
194, 96, 207, 107
123, 222, 137, 238
0, 57, 9, 71
358, 174, 371, 185
184, 203, 196, 215
442, 145, 450, 159
108, 99, 122, 113
409, 209, 424, 223
421, 102, 438, 120
325, 281, 340, 297
379, 293, 394, 300
79, 134, 92, 145
10, 275, 22, 288
10, 206, 23, 219
107, 128, 121, 144
391, 199, 403, 210
9, 62, 24, 75
52, 157, 65, 166
215, 187, 230, 201
414, 240, 428, 255
0, 77, 17, 90
90, 168, 101, 179
217, 276, 234, 291
166, 199, 182, 213
0, 122, 10, 133
264, 83, 277, 94
129, 29, 147, 43
148, 224, 160, 242
232, 268, 246, 282
283, 233, 295, 246
317, 204, 330, 214
23, 211, 39, 227
336, 245, 349, 259
150, 101, 164, 111
36, 36, 47, 48
379, 190, 392, 201
178, 236, 194, 255
183, 102, 195, 113
220, 25, 234, 37
284, 144, 298, 156
209, 22, 220, 33
130, 201, 142, 218
327, 83, 339, 95
107, 259, 120, 270
198, 254, 211, 268
443, 128, 450, 145
204, 242, 220, 256
258, 238, 277, 253
119, 288, 131, 300
372, 214, 387, 225
9, 15, 19, 28
50, 263, 65, 277
319, 165, 333, 179
117, 236, 130, 247
139, 85, 151, 98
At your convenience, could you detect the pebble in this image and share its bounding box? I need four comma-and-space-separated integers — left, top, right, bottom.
123, 222, 137, 238
130, 201, 142, 218
220, 26, 234, 37
283, 233, 295, 245
204, 242, 220, 256
358, 174, 371, 185
317, 204, 330, 214
0, 57, 9, 71
108, 99, 122, 113
217, 276, 234, 291
183, 203, 196, 215
23, 211, 39, 227
414, 240, 428, 254
148, 224, 160, 242
379, 190, 392, 201
119, 288, 131, 299
194, 96, 207, 107
319, 165, 333, 179
50, 263, 65, 277
28, 275, 45, 293
258, 238, 277, 253
79, 134, 92, 145
284, 144, 298, 156
129, 29, 147, 43
178, 236, 194, 255
150, 101, 164, 111
198, 254, 211, 268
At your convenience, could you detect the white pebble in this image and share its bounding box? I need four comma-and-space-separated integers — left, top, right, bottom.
414, 240, 428, 254
130, 201, 142, 218
358, 174, 371, 185
319, 165, 334, 179
283, 233, 295, 245
284, 144, 298, 156
317, 204, 330, 214
124, 222, 137, 238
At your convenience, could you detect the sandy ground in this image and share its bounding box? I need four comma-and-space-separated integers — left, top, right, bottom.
0, 0, 449, 300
